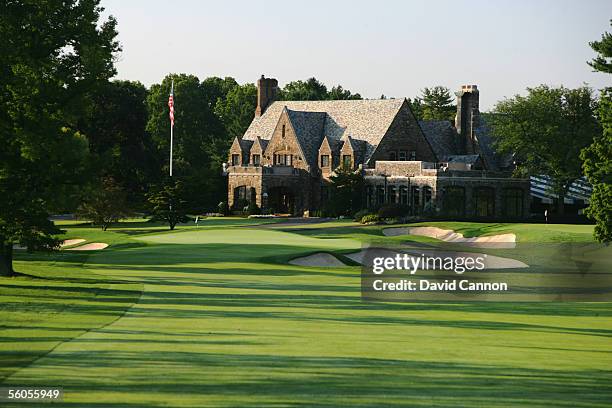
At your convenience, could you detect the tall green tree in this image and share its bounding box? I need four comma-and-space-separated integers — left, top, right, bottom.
407, 97, 424, 120
581, 21, 612, 243
328, 85, 362, 100
326, 169, 364, 216
146, 74, 233, 212
147, 179, 190, 230
421, 86, 455, 121
0, 0, 119, 276
280, 78, 329, 101
490, 85, 600, 214
279, 77, 362, 101
214, 83, 257, 139
77, 177, 132, 231
80, 80, 157, 207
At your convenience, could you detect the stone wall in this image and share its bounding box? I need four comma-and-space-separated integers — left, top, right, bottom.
369, 101, 437, 164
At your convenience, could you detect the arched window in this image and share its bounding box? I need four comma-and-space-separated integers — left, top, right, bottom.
411, 186, 420, 214
388, 186, 397, 203
400, 186, 409, 205
443, 186, 465, 217
376, 185, 385, 205
474, 187, 495, 217
423, 186, 432, 205
502, 188, 523, 217
366, 185, 374, 208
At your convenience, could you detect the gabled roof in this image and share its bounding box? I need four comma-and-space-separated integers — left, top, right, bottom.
285, 109, 326, 166
418, 120, 458, 159
242, 99, 405, 162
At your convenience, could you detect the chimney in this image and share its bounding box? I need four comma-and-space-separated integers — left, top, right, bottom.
255, 75, 278, 117
455, 84, 480, 154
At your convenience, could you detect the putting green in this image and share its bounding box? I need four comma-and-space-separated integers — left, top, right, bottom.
1, 220, 611, 407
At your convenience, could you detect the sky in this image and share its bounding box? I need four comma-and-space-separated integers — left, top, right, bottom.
101, 0, 611, 110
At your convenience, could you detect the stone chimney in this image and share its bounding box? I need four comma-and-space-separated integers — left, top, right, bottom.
455, 84, 480, 154
255, 75, 278, 117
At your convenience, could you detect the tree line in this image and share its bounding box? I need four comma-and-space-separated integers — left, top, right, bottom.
0, 1, 609, 276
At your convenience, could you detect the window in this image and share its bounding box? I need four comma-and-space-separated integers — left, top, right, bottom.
342, 155, 352, 169
398, 151, 406, 161
231, 154, 240, 166
285, 154, 292, 166
366, 186, 374, 208
320, 155, 330, 167
400, 186, 409, 205
376, 185, 385, 205
409, 150, 417, 160
388, 186, 397, 203
443, 186, 466, 217
252, 154, 260, 166
474, 187, 495, 217
423, 186, 432, 205
390, 151, 397, 161
502, 188, 523, 217
282, 124, 286, 138
411, 186, 420, 214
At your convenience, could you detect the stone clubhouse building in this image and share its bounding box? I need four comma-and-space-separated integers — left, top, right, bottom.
225, 76, 530, 219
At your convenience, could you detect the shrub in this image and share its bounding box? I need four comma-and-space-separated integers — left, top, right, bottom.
353, 209, 370, 223
218, 201, 230, 216
231, 198, 249, 212
246, 201, 261, 215
360, 214, 381, 224
378, 203, 409, 219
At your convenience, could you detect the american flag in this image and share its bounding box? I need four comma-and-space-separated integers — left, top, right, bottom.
168, 83, 175, 127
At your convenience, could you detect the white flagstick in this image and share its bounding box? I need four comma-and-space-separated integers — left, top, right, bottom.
169, 79, 174, 177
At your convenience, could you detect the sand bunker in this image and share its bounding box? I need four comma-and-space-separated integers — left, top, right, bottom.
66, 242, 108, 251
346, 248, 527, 270
289, 253, 346, 267
60, 239, 86, 247
383, 226, 516, 248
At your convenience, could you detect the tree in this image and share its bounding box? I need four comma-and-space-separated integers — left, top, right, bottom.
80, 80, 157, 207
147, 180, 190, 230
146, 74, 231, 212
581, 21, 612, 243
328, 85, 362, 100
0, 0, 119, 276
77, 178, 132, 230
279, 77, 362, 101
490, 85, 600, 214
588, 20, 612, 74
407, 97, 424, 121
326, 169, 365, 216
214, 83, 257, 139
421, 86, 455, 121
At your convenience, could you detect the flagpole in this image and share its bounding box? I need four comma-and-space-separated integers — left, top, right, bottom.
169, 79, 174, 178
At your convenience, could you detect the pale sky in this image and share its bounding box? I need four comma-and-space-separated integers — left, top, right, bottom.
101, 0, 611, 110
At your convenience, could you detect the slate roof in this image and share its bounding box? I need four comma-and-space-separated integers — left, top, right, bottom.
418, 120, 458, 159
285, 109, 327, 166
442, 154, 481, 165
242, 99, 405, 162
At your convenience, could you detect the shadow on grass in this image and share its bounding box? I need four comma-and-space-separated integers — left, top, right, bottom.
3, 352, 612, 407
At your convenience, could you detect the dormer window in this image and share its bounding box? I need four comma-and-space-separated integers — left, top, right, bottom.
320, 155, 330, 167
342, 155, 352, 169
252, 154, 260, 166
231, 154, 240, 166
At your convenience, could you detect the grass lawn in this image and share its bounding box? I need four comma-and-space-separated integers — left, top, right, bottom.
0, 219, 611, 407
